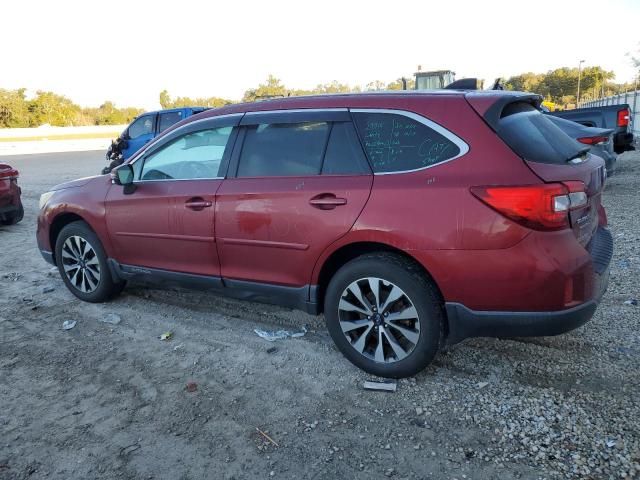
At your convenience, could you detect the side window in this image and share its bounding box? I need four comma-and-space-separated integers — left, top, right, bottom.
140, 127, 232, 181
128, 115, 155, 139
352, 112, 461, 173
322, 122, 371, 175
158, 111, 183, 133
237, 122, 329, 177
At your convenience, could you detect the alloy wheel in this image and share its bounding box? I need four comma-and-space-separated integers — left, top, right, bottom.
338, 277, 420, 363
61, 235, 101, 293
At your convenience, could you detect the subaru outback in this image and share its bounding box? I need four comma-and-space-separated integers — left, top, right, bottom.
37, 91, 612, 378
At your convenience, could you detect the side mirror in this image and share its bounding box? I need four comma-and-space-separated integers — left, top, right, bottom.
122, 129, 131, 140
113, 164, 136, 194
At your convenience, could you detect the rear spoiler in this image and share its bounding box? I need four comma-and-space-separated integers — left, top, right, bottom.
465, 92, 543, 132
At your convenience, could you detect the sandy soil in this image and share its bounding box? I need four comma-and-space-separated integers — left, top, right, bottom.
0, 151, 638, 480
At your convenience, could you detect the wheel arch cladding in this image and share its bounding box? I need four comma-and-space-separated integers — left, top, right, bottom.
315, 241, 446, 322
49, 213, 89, 263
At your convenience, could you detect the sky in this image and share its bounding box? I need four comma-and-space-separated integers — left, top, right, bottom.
3, 0, 639, 110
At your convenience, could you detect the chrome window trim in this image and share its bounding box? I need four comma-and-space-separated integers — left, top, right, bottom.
349, 108, 470, 175
134, 177, 224, 184
125, 108, 469, 181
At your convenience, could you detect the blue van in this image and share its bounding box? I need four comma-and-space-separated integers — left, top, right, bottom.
103, 107, 209, 173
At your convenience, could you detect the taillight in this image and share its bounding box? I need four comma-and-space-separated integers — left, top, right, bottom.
470, 182, 587, 231
617, 108, 630, 127
577, 135, 608, 145
0, 171, 18, 181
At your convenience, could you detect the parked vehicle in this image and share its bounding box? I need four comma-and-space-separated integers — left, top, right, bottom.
0, 163, 23, 225
37, 91, 612, 378
102, 107, 209, 174
547, 115, 617, 174
548, 104, 634, 154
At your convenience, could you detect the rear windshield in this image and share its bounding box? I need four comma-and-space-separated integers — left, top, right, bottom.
496, 103, 588, 164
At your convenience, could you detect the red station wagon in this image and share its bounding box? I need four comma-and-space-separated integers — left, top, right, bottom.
0, 163, 24, 225
37, 91, 613, 378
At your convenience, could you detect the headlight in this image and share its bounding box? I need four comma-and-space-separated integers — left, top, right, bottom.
39, 191, 55, 209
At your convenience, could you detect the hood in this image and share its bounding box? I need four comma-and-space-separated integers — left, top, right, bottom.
51, 175, 103, 191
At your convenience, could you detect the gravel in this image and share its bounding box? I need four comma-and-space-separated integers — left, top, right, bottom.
0, 150, 638, 479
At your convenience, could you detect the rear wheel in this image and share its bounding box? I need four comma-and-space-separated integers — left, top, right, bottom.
55, 221, 125, 302
324, 253, 443, 378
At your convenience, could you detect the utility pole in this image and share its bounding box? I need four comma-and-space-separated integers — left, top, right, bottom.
577, 59, 585, 107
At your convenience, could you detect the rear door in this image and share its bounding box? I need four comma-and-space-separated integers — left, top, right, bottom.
215, 110, 373, 287
158, 110, 185, 134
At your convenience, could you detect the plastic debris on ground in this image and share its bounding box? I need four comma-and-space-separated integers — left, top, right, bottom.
185, 381, 197, 393
160, 332, 173, 341
254, 326, 307, 342
100, 313, 122, 325
363, 381, 397, 392
623, 299, 638, 306
62, 320, 76, 330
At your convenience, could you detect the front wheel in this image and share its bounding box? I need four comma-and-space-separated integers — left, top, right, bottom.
55, 221, 125, 302
324, 253, 443, 378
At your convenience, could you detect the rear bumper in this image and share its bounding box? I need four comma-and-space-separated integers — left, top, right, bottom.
445, 227, 612, 344
0, 202, 21, 215
614, 132, 634, 153
445, 300, 598, 344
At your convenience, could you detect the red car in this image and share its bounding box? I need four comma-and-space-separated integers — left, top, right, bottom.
37, 91, 612, 378
0, 163, 24, 225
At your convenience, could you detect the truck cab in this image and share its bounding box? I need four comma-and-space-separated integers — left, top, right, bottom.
120, 107, 208, 159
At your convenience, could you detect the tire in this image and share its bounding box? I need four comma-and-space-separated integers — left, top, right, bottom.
0, 202, 24, 225
55, 221, 125, 302
324, 253, 443, 378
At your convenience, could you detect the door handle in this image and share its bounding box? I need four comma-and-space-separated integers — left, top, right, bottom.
185, 198, 212, 211
309, 194, 347, 210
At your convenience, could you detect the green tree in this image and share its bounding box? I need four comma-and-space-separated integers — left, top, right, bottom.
27, 91, 81, 126
242, 75, 288, 102
386, 77, 415, 90
0, 88, 29, 127
159, 90, 233, 109
159, 89, 171, 109
505, 66, 615, 107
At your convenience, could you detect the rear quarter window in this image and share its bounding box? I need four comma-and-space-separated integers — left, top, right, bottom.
352, 111, 463, 173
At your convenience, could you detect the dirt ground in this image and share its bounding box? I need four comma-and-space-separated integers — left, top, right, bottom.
1, 151, 639, 480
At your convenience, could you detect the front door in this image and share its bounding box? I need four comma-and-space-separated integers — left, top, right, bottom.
106, 118, 239, 276
123, 113, 157, 159
216, 113, 373, 287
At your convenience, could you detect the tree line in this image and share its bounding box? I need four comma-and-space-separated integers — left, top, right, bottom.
0, 89, 143, 128
158, 75, 414, 108
2, 65, 636, 128
503, 66, 635, 106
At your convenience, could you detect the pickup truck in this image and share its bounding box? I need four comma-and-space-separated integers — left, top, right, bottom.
547, 104, 634, 154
